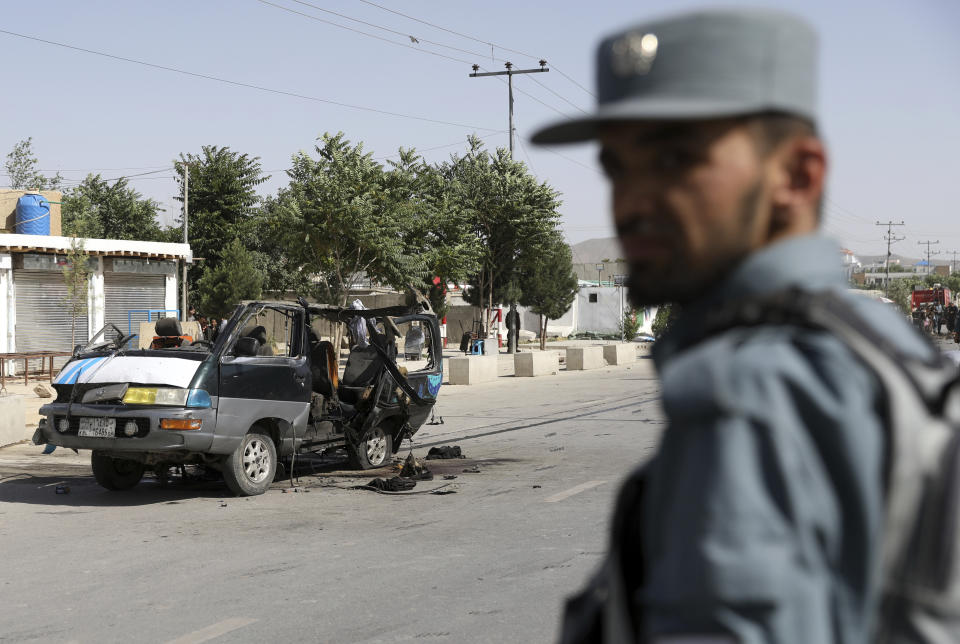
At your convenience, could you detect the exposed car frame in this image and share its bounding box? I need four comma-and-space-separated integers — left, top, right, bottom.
35, 297, 443, 495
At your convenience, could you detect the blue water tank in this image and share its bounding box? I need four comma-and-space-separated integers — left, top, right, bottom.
16, 193, 51, 235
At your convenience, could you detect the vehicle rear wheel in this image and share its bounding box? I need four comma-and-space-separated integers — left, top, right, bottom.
221, 430, 277, 496
91, 451, 145, 491
348, 424, 393, 470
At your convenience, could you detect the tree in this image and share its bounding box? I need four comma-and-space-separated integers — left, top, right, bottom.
518, 233, 578, 350
196, 238, 263, 319
4, 137, 62, 190
278, 133, 425, 301
61, 174, 167, 240
388, 147, 481, 320
652, 304, 679, 338
173, 146, 269, 286
61, 239, 91, 348
442, 137, 562, 333
619, 306, 643, 341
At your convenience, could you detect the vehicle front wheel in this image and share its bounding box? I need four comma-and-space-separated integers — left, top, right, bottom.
91, 451, 145, 491
348, 424, 393, 470
221, 430, 277, 496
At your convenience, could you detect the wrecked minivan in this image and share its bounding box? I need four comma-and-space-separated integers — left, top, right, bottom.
34, 298, 443, 496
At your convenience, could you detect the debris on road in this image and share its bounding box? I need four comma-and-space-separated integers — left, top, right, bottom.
33, 384, 52, 398
426, 445, 464, 460
365, 477, 417, 492
442, 474, 458, 480
399, 453, 434, 480
462, 467, 481, 474
55, 484, 69, 494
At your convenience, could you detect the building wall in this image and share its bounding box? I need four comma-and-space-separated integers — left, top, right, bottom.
574, 286, 625, 334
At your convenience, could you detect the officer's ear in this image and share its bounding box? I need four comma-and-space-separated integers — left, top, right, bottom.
767, 134, 827, 230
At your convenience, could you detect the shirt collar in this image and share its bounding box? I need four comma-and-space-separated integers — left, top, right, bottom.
653, 234, 846, 363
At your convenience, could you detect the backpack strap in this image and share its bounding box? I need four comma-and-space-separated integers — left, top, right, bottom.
681, 287, 959, 592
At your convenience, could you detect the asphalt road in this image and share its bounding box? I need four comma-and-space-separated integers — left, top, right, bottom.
0, 358, 663, 644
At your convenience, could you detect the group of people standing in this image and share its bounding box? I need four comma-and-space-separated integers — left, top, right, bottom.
912, 300, 958, 337
187, 307, 222, 343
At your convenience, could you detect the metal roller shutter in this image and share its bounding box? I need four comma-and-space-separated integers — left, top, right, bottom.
103, 272, 168, 337
14, 270, 90, 355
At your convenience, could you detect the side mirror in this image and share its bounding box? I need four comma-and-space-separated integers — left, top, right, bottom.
234, 336, 260, 357
73, 344, 84, 357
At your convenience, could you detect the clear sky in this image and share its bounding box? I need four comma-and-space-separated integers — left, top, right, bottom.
2, 0, 958, 260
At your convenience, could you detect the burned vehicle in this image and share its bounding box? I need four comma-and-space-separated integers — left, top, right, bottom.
34, 298, 443, 496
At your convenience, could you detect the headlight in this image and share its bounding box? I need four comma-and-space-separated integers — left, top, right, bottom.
123, 387, 188, 406
123, 387, 211, 407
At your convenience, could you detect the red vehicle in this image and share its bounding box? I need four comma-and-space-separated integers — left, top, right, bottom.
910, 285, 952, 311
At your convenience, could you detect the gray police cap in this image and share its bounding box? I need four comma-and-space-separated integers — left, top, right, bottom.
531, 8, 818, 144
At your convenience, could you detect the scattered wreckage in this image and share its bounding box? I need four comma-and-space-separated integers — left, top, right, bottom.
34, 296, 443, 496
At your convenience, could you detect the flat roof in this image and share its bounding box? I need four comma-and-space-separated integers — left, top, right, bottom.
0, 233, 192, 261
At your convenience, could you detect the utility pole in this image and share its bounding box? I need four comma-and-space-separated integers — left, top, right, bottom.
876, 220, 905, 294
470, 60, 549, 156
949, 250, 959, 275
919, 239, 940, 276
182, 164, 189, 322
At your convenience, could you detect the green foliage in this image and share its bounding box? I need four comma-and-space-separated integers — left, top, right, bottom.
174, 146, 269, 286
61, 238, 91, 347
652, 304, 678, 338
619, 307, 642, 340
442, 137, 563, 328
274, 132, 425, 307
4, 137, 61, 190
389, 146, 482, 319
196, 238, 263, 319
61, 174, 166, 240
518, 232, 578, 350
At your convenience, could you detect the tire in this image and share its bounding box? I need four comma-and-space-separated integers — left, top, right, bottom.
348, 424, 393, 470
221, 430, 277, 497
90, 451, 145, 491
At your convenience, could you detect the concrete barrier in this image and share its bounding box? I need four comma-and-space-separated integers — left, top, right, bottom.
603, 343, 636, 365
448, 355, 498, 385
514, 351, 559, 377
0, 395, 26, 447
566, 346, 605, 371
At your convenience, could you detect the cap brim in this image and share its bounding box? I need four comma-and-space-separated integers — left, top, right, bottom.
530, 96, 795, 145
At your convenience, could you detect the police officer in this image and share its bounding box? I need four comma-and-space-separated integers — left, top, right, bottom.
533, 8, 932, 643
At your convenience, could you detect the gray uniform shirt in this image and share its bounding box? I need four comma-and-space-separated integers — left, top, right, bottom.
641, 235, 934, 643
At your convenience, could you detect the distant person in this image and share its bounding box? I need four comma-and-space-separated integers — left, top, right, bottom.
533, 8, 935, 642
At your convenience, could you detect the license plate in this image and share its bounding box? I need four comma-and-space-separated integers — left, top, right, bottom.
78, 417, 116, 438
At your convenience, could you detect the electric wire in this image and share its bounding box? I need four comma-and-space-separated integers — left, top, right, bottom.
0, 28, 504, 133
279, 0, 501, 62
354, 0, 596, 98
254, 0, 475, 65
524, 74, 590, 115
257, 0, 589, 121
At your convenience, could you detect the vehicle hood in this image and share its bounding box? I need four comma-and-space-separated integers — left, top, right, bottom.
54, 355, 202, 388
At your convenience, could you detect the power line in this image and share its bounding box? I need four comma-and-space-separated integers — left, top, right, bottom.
256, 0, 583, 122
523, 74, 589, 115
354, 0, 596, 99
0, 28, 504, 133
254, 0, 473, 65
277, 0, 500, 62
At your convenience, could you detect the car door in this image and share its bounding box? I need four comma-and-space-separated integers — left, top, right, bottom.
393, 314, 443, 427
216, 304, 311, 450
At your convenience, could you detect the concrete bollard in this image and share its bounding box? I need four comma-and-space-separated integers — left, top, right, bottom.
0, 395, 26, 447
566, 346, 605, 371
448, 355, 499, 385
603, 343, 637, 365
514, 351, 559, 377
